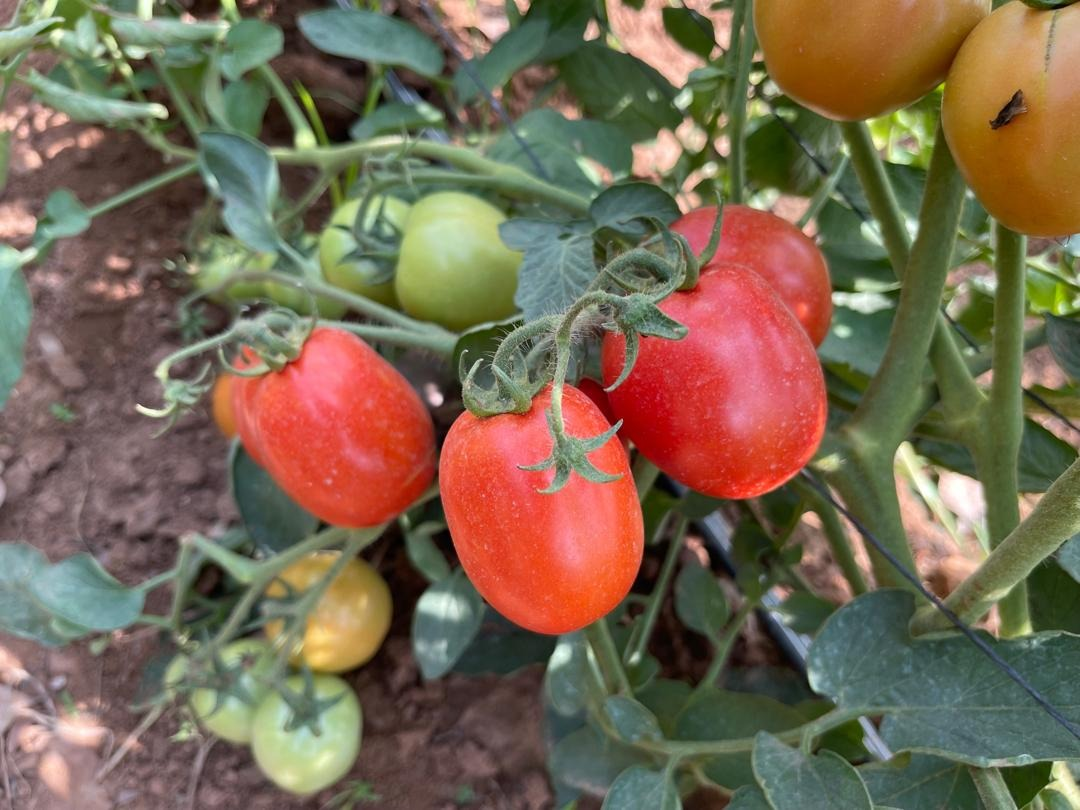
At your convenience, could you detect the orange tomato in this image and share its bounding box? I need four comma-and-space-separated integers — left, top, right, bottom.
211, 374, 237, 439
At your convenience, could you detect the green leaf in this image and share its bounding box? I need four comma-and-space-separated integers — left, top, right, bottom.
808, 589, 1080, 765
818, 295, 896, 378
1001, 762, 1054, 807
1029, 560, 1080, 633
603, 696, 663, 743
221, 78, 269, 137
24, 69, 168, 123
349, 100, 445, 141
0, 544, 82, 645
861, 754, 1051, 810
34, 188, 90, 247
1058, 535, 1080, 583
521, 0, 592, 61
199, 131, 280, 252
411, 569, 485, 679
220, 20, 282, 80
298, 9, 443, 77
673, 563, 728, 639
602, 766, 681, 810
30, 553, 144, 632
111, 16, 227, 47
455, 18, 548, 103
230, 443, 318, 554
1046, 314, 1080, 380
746, 106, 843, 198
500, 219, 596, 322
775, 592, 836, 636
661, 7, 714, 58
590, 182, 680, 231
558, 43, 681, 142
546, 633, 596, 717
636, 679, 692, 738
753, 732, 874, 810
0, 246, 32, 409
727, 786, 772, 810
549, 726, 653, 798
0, 17, 62, 59
403, 521, 451, 583
452, 615, 556, 676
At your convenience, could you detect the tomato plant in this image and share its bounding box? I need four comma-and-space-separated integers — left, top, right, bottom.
251, 675, 362, 796
671, 205, 834, 346
440, 385, 643, 635
232, 327, 436, 527
187, 639, 273, 745
263, 552, 392, 673
318, 195, 410, 308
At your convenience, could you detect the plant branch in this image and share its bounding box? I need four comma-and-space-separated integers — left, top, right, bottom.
793, 478, 868, 595
726, 0, 755, 204
623, 516, 685, 667
584, 620, 632, 696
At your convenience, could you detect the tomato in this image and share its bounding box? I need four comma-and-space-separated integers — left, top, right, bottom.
251, 674, 362, 796
671, 206, 833, 346
190, 241, 273, 304
319, 196, 411, 309
754, 0, 989, 121
188, 639, 272, 744
942, 2, 1080, 237
440, 385, 644, 634
263, 552, 392, 673
232, 327, 436, 527
602, 264, 827, 500
211, 374, 237, 439
395, 192, 522, 330
229, 347, 269, 467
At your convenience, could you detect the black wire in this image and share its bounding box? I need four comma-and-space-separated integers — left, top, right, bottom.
799, 470, 1080, 743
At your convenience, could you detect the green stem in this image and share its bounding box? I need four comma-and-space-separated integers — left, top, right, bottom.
798, 155, 849, 229
1051, 762, 1080, 806
623, 517, 686, 667
89, 162, 199, 218
793, 479, 868, 595
258, 66, 317, 150
973, 223, 1030, 638
726, 0, 755, 204
969, 767, 1019, 810
910, 457, 1080, 634
584, 620, 632, 696
321, 320, 457, 358
694, 598, 758, 696
169, 541, 196, 634
150, 54, 203, 140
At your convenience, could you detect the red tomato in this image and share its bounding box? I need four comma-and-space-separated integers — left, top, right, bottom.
232, 328, 436, 527
211, 374, 237, 439
440, 385, 644, 634
671, 206, 833, 346
602, 264, 827, 500
230, 347, 268, 466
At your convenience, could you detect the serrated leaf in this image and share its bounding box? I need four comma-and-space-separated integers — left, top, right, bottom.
602, 766, 680, 810
199, 131, 280, 252
590, 182, 680, 231
30, 553, 143, 632
111, 17, 227, 47
0, 17, 62, 59
349, 100, 444, 141
753, 732, 874, 810
0, 247, 32, 409
661, 7, 714, 58
673, 563, 728, 639
0, 543, 83, 645
220, 20, 282, 80
500, 218, 595, 321
403, 521, 451, 583
807, 589, 1080, 766
24, 69, 168, 123
230, 443, 318, 554
1047, 315, 1080, 381
455, 18, 548, 103
603, 696, 663, 743
411, 569, 485, 679
298, 9, 443, 77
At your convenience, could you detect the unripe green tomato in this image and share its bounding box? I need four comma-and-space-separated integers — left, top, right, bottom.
319, 196, 411, 309
163, 654, 188, 697
395, 192, 522, 330
264, 235, 348, 320
188, 639, 272, 744
191, 249, 273, 304
251, 674, 362, 796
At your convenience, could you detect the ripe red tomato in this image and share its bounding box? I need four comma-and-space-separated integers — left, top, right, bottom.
671, 206, 833, 346
440, 385, 644, 635
602, 264, 827, 500
232, 327, 436, 527
754, 0, 989, 121
942, 1, 1080, 237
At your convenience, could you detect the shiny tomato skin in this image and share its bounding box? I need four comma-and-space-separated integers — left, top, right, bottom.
263, 552, 392, 673
671, 206, 833, 346
234, 328, 436, 527
602, 265, 827, 500
440, 385, 644, 635
755, 0, 989, 121
942, 2, 1080, 237
230, 347, 269, 467
211, 374, 237, 439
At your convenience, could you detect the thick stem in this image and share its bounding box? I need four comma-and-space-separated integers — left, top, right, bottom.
969, 767, 1019, 810
910, 457, 1080, 634
584, 620, 632, 696
623, 517, 686, 667
726, 0, 755, 205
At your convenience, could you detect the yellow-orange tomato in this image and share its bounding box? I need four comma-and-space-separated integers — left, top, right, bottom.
755, 0, 989, 121
264, 553, 392, 673
943, 2, 1080, 237
211, 374, 237, 439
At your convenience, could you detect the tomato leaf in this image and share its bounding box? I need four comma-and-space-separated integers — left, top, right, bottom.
1028, 560, 1080, 633
230, 443, 319, 554
548, 726, 653, 798
1057, 535, 1080, 583
111, 17, 227, 47
221, 78, 270, 138
500, 218, 596, 322
452, 613, 556, 676
546, 633, 598, 717
808, 589, 1080, 765
454, 18, 549, 103
490, 109, 633, 183
411, 569, 485, 679
590, 183, 681, 232
636, 679, 692, 739
774, 591, 836, 636
220, 20, 283, 80
602, 766, 681, 810
0, 543, 86, 645
521, 0, 592, 61
30, 553, 144, 632
403, 520, 451, 583
603, 696, 663, 744
752, 732, 874, 810
199, 131, 280, 252
746, 106, 842, 198
24, 69, 168, 123
33, 188, 90, 248
1046, 314, 1080, 381
298, 9, 443, 78
661, 7, 714, 58
0, 17, 62, 60
0, 246, 31, 409
673, 563, 728, 639
727, 786, 772, 810
349, 101, 445, 142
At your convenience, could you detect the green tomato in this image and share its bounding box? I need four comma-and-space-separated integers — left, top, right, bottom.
188, 639, 272, 744
191, 246, 274, 304
264, 235, 348, 320
395, 192, 522, 330
319, 196, 411, 309
251, 674, 362, 796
